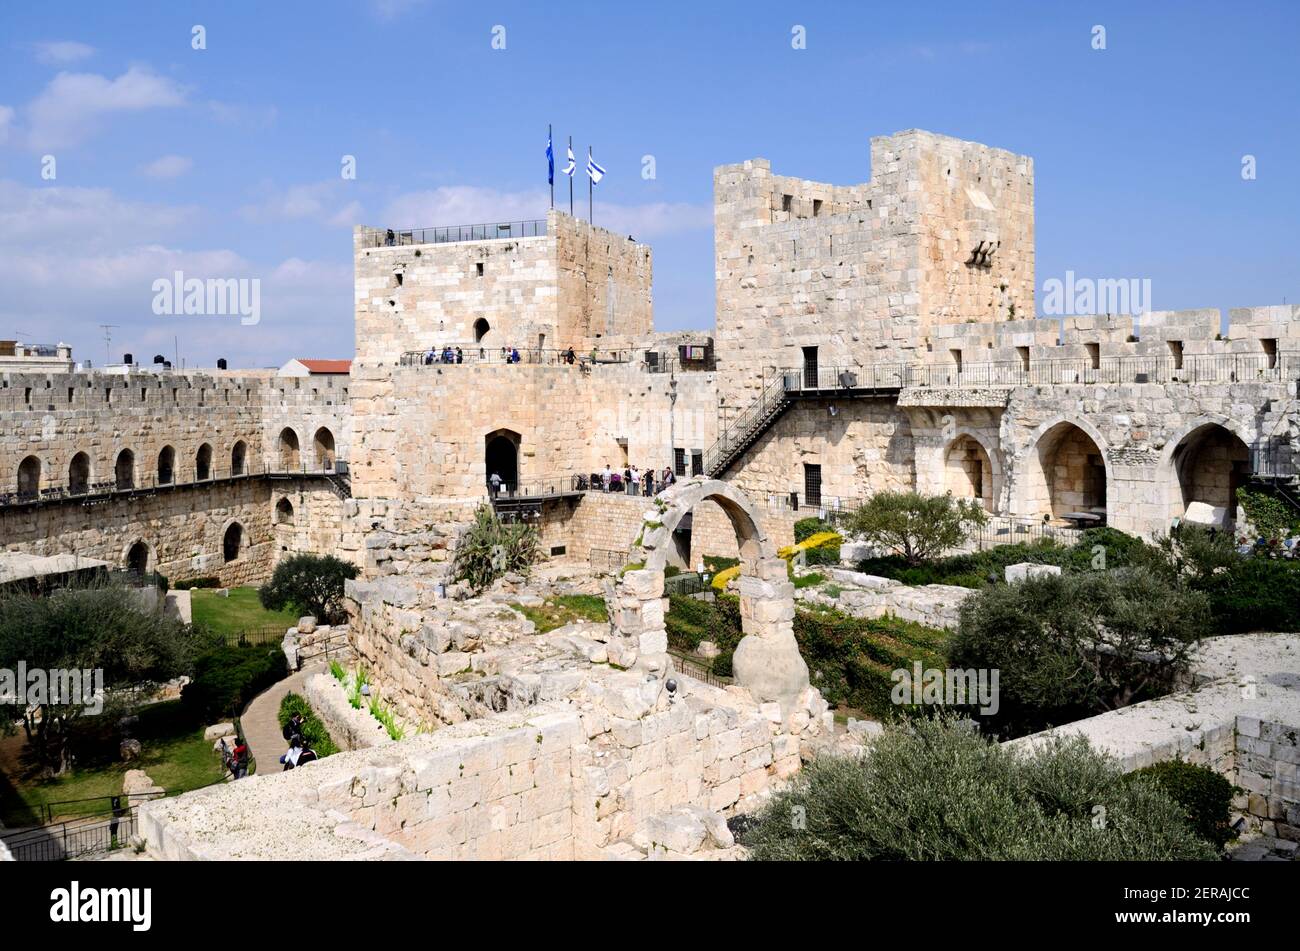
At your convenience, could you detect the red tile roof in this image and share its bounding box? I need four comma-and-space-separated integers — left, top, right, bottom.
296, 359, 352, 374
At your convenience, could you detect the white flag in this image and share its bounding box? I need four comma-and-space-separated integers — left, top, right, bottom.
586, 153, 605, 184
563, 146, 576, 177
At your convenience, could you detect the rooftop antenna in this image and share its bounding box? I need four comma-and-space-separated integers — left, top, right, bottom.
99, 324, 118, 365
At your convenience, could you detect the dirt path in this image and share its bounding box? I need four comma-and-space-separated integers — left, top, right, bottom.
238, 663, 324, 776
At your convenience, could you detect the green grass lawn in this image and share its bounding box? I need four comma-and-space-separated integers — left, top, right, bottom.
0, 699, 230, 826
191, 586, 300, 639
511, 594, 609, 633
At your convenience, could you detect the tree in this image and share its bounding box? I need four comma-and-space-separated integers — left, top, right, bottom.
846, 491, 988, 565
453, 505, 539, 593
742, 715, 1219, 861
0, 583, 211, 775
948, 568, 1212, 737
259, 553, 359, 624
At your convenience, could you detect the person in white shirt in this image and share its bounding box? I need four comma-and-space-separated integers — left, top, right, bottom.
602, 464, 613, 492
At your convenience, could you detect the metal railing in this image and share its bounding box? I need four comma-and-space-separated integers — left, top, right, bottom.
2, 812, 139, 862
704, 372, 790, 475
296, 631, 352, 669
668, 649, 732, 688
0, 459, 349, 510
358, 219, 547, 249
588, 548, 629, 573
398, 345, 666, 368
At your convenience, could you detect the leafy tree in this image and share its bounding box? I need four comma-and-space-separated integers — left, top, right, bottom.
742, 715, 1219, 861
0, 583, 212, 774
846, 491, 988, 565
453, 504, 539, 592
259, 553, 359, 624
948, 568, 1212, 737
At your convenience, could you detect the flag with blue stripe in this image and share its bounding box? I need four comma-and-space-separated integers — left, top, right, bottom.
587, 154, 605, 184
546, 131, 554, 186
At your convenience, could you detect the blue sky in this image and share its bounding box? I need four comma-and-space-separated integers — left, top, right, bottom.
0, 0, 1296, 367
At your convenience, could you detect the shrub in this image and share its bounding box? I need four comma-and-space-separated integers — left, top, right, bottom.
278, 693, 340, 757
793, 517, 841, 565
259, 553, 358, 624
1127, 760, 1235, 849
742, 716, 1219, 861
1164, 525, 1300, 633
948, 568, 1212, 737
1237, 486, 1300, 544
453, 505, 539, 593
846, 492, 989, 565
182, 646, 287, 720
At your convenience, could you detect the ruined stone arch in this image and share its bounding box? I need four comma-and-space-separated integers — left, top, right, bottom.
68, 451, 91, 495
17, 455, 41, 499
1159, 416, 1254, 529
275, 496, 295, 525
942, 429, 1001, 512
1013, 415, 1112, 524
611, 478, 809, 715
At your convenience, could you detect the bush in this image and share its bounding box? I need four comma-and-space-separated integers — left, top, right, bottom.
259, 553, 358, 625
948, 568, 1212, 737
182, 646, 287, 720
453, 504, 539, 593
1127, 760, 1235, 849
742, 716, 1219, 861
1237, 486, 1300, 544
846, 492, 988, 565
278, 693, 340, 758
793, 517, 841, 565
173, 576, 221, 590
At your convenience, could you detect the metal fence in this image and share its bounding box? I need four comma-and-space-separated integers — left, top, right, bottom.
588, 548, 628, 573
2, 812, 139, 862
225, 624, 287, 648
668, 649, 731, 689
358, 219, 548, 248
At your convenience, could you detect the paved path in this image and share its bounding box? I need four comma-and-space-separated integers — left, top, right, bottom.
239, 663, 324, 776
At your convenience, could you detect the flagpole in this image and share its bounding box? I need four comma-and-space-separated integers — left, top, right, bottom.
568, 136, 574, 217
548, 123, 554, 210
588, 146, 593, 224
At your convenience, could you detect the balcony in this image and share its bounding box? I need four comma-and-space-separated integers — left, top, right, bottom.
358, 219, 547, 249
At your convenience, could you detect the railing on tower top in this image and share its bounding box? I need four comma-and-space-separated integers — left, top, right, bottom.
358, 219, 548, 249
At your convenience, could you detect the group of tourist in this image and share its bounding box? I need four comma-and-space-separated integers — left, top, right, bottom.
279, 712, 319, 770
597, 463, 676, 497
423, 346, 465, 365
420, 345, 590, 367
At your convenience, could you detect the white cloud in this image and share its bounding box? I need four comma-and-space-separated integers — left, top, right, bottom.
0, 105, 13, 144
239, 181, 363, 228
33, 40, 95, 65
140, 154, 193, 179
382, 185, 711, 239
24, 66, 187, 150
370, 0, 430, 21
208, 100, 278, 129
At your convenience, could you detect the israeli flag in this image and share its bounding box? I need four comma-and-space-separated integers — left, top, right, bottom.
587, 153, 606, 184
546, 132, 554, 186
563, 145, 576, 177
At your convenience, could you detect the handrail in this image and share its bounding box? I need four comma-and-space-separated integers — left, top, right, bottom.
358, 219, 547, 248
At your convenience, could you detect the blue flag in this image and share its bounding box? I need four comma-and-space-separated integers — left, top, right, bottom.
546, 131, 554, 186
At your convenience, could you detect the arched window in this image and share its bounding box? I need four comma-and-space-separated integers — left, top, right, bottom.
68, 452, 90, 495
157, 445, 175, 485
115, 449, 135, 490
196, 443, 212, 481
278, 428, 300, 470
231, 440, 247, 476
474, 318, 490, 343
313, 427, 336, 471
126, 541, 149, 578
17, 455, 41, 499
275, 497, 295, 525
223, 522, 243, 563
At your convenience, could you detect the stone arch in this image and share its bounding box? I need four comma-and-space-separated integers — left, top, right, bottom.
278, 428, 301, 470
275, 496, 295, 525
943, 432, 999, 511
114, 448, 135, 490
484, 428, 520, 492
223, 521, 244, 562
611, 478, 809, 715
124, 540, 151, 577
195, 443, 213, 481
231, 440, 247, 476
17, 455, 41, 499
474, 317, 490, 343
68, 451, 91, 495
1160, 417, 1253, 528
313, 426, 336, 470
157, 445, 176, 485
1015, 416, 1111, 524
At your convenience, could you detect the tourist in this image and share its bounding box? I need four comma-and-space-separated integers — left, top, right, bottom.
455, 347, 463, 364
510, 347, 521, 364
644, 468, 655, 496
564, 346, 576, 365
229, 736, 250, 780
489, 471, 503, 497
423, 348, 435, 365
624, 465, 633, 495
662, 466, 675, 490
602, 463, 613, 491
282, 713, 305, 744
295, 743, 319, 767
280, 735, 303, 770
384, 228, 395, 247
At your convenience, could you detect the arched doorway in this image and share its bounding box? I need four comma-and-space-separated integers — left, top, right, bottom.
474, 318, 490, 343
125, 541, 149, 578
275, 497, 295, 525
1166, 423, 1251, 528
943, 435, 996, 511
313, 427, 335, 470
231, 440, 247, 476
278, 428, 300, 470
157, 445, 175, 485
274, 497, 295, 553
223, 522, 243, 562
484, 429, 519, 493
1022, 421, 1108, 523
115, 449, 135, 490
195, 443, 212, 481
17, 455, 41, 499
68, 452, 90, 495
611, 479, 811, 717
